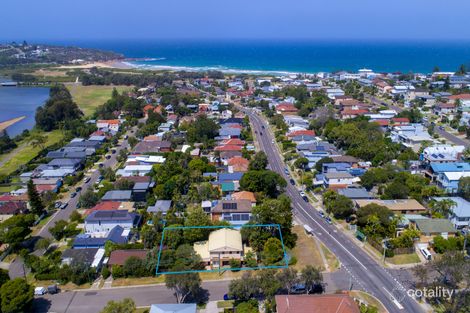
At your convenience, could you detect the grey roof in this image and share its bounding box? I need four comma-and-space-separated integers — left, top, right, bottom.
133, 182, 151, 191
102, 190, 132, 201
147, 200, 172, 213
414, 219, 457, 234
211, 200, 253, 213
133, 141, 171, 153
61, 248, 98, 264
86, 210, 136, 223
337, 188, 374, 199
47, 158, 82, 167
325, 172, 354, 179
73, 226, 129, 248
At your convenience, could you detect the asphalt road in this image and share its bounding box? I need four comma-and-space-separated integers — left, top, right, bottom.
33, 271, 355, 313
367, 95, 470, 148
246, 109, 423, 313
9, 126, 135, 279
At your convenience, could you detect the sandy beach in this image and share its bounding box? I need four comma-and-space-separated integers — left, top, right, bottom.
0, 116, 26, 132
56, 60, 133, 70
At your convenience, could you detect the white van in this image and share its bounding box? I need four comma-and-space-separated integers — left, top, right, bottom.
420, 248, 432, 260
303, 224, 314, 235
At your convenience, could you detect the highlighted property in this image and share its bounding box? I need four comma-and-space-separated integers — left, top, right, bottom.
156, 224, 289, 275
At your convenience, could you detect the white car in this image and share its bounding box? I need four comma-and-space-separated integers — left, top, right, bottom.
299, 191, 306, 197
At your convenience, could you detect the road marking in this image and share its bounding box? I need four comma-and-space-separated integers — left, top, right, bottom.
383, 287, 404, 310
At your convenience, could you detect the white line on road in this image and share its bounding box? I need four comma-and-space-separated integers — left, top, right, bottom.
383, 287, 404, 310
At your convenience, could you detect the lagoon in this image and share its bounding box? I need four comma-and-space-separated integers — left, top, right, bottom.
0, 84, 49, 137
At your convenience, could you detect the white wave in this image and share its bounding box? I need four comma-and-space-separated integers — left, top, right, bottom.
125, 61, 313, 76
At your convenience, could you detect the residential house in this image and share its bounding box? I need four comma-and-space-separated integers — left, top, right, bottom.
432, 196, 470, 229
434, 102, 457, 115
211, 200, 253, 225
275, 103, 298, 115
102, 190, 133, 202
421, 145, 465, 164
231, 191, 256, 206
96, 119, 120, 132
133, 141, 172, 153
355, 199, 427, 214
436, 171, 470, 194
194, 228, 251, 268
85, 210, 140, 233
227, 156, 249, 173
425, 162, 470, 181
317, 172, 357, 189
337, 187, 375, 200
61, 248, 105, 269
133, 182, 151, 202
73, 225, 131, 249
147, 200, 172, 215
411, 219, 457, 243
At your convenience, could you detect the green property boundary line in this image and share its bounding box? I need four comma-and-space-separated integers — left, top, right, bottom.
156, 224, 289, 275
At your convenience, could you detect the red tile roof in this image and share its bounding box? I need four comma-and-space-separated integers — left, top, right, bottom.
108, 249, 148, 266
222, 139, 246, 146
275, 294, 360, 313
227, 156, 249, 166
392, 117, 410, 123
215, 145, 243, 152
287, 130, 316, 137
449, 94, 470, 100
276, 103, 298, 112
373, 119, 390, 126
85, 201, 122, 216
0, 201, 27, 215
340, 109, 369, 116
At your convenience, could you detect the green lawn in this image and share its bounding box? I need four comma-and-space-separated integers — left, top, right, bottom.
0, 130, 64, 176
67, 85, 131, 116
386, 253, 421, 265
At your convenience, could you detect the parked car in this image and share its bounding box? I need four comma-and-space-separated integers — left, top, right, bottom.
290, 283, 306, 294
261, 125, 265, 129
318, 210, 325, 218
84, 177, 91, 184
75, 186, 82, 193
111, 149, 117, 154
284, 168, 290, 175
60, 202, 68, 210
105, 155, 111, 159
47, 285, 59, 294
54, 201, 62, 209
289, 178, 295, 185
325, 217, 333, 225
70, 192, 77, 198
259, 132, 263, 136
34, 287, 47, 296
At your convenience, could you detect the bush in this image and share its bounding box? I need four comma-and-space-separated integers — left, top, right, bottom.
111, 265, 124, 278
102, 266, 111, 279
288, 256, 297, 266
385, 249, 395, 258
229, 258, 241, 271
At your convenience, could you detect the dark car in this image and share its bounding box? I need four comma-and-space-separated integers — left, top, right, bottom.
70, 192, 77, 198
261, 125, 265, 129
47, 285, 59, 294
75, 187, 82, 193
60, 202, 68, 210
223, 293, 236, 301
289, 178, 295, 185
259, 132, 263, 136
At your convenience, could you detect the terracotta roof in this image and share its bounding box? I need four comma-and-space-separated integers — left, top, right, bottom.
143, 135, 162, 142
437, 102, 456, 108
373, 119, 390, 126
275, 294, 360, 313
108, 249, 148, 266
121, 176, 151, 183
392, 117, 410, 123
449, 94, 470, 100
222, 139, 246, 146
0, 194, 28, 202
340, 109, 369, 116
215, 145, 243, 152
227, 156, 249, 166
276, 103, 298, 112
287, 130, 316, 137
143, 105, 154, 113
36, 185, 57, 193
85, 201, 122, 216
97, 119, 120, 125
231, 191, 256, 203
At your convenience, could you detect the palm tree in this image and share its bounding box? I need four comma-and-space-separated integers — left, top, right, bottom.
429, 199, 457, 218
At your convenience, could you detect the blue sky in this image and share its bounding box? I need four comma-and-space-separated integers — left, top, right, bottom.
2, 0, 470, 41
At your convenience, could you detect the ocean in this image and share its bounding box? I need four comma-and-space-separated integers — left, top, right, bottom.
54, 39, 470, 74
0, 81, 49, 136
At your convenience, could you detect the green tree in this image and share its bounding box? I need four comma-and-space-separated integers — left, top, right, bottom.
249, 152, 268, 170
183, 207, 212, 243
186, 115, 219, 144
49, 220, 78, 241
261, 238, 284, 265
27, 179, 45, 216
301, 265, 323, 294
240, 170, 286, 198
458, 176, 470, 201
0, 278, 34, 313
235, 301, 259, 313
78, 188, 100, 209
0, 214, 35, 245
165, 268, 201, 303
429, 199, 456, 218
229, 272, 259, 301
276, 268, 298, 294
294, 157, 309, 169
34, 238, 51, 251
0, 269, 9, 288
100, 298, 136, 313
28, 133, 47, 150
322, 190, 354, 219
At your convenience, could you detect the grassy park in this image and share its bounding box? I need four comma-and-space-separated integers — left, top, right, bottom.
0, 130, 64, 177
67, 85, 131, 116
